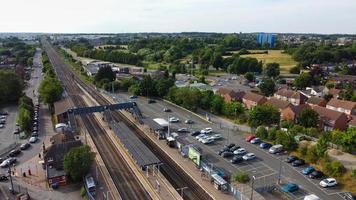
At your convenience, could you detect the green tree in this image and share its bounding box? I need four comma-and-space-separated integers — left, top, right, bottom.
255, 126, 268, 139
211, 95, 224, 114
275, 130, 298, 151
244, 72, 254, 82
297, 108, 319, 128
258, 78, 276, 96
222, 102, 244, 118
316, 134, 330, 157
289, 66, 300, 74
64, 145, 95, 182
267, 127, 278, 140
306, 145, 319, 163
231, 172, 250, 183
323, 160, 345, 177
339, 128, 356, 153
94, 66, 115, 84
0, 71, 24, 104
265, 62, 280, 78
128, 84, 141, 95
248, 104, 280, 127
294, 73, 312, 89
17, 107, 32, 133
298, 145, 308, 156
155, 78, 174, 97
38, 77, 63, 105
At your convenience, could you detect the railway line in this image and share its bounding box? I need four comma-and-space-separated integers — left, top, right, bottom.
43, 40, 151, 200
43, 39, 213, 200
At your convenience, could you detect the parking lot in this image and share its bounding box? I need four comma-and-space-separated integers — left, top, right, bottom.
108, 91, 346, 200
0, 106, 20, 154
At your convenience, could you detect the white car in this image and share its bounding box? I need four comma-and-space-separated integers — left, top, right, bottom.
29, 136, 38, 143
202, 138, 214, 144
195, 133, 206, 140
242, 153, 256, 160
0, 124, 4, 128
169, 117, 179, 123
0, 158, 16, 168
199, 135, 210, 142
201, 128, 213, 134
209, 134, 222, 140
234, 148, 247, 155
319, 178, 337, 188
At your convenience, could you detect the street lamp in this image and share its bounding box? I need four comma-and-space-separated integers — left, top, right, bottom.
250, 175, 256, 200
277, 156, 282, 184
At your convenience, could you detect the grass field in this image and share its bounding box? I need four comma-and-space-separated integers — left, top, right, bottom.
239, 50, 297, 74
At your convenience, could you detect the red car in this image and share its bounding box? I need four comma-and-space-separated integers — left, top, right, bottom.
245, 135, 256, 142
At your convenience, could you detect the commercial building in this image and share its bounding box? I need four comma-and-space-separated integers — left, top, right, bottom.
256, 33, 276, 47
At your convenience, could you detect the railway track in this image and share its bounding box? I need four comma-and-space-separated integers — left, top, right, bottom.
44, 39, 213, 200
42, 40, 151, 200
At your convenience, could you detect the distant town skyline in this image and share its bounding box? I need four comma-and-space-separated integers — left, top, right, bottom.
1, 0, 355, 34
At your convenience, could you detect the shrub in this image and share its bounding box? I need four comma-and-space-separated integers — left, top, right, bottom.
306, 145, 319, 163
298, 145, 308, 156
323, 160, 346, 177
352, 169, 356, 178
268, 127, 277, 141
231, 172, 250, 183
255, 126, 268, 140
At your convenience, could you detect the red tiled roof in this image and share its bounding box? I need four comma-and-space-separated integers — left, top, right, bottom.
307, 97, 326, 105
275, 88, 307, 100
265, 97, 291, 110
327, 98, 356, 111
243, 92, 266, 103
290, 104, 310, 115
312, 105, 347, 121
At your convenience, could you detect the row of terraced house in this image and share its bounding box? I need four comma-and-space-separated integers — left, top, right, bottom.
216, 86, 356, 132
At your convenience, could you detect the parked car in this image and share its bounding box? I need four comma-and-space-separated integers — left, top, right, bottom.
245, 135, 256, 142
222, 151, 234, 158
177, 128, 188, 133
163, 108, 171, 112
198, 135, 210, 142
218, 149, 227, 156
0, 112, 8, 115
319, 178, 337, 188
209, 134, 222, 140
129, 95, 138, 99
20, 143, 31, 150
148, 99, 156, 103
302, 166, 315, 175
282, 183, 299, 193
225, 143, 235, 149
259, 142, 272, 149
202, 138, 214, 144
8, 149, 21, 157
201, 128, 213, 134
230, 155, 243, 164
303, 194, 320, 200
269, 144, 283, 154
184, 119, 193, 124
285, 155, 298, 163
341, 192, 356, 200
191, 130, 201, 137
169, 117, 179, 123
292, 159, 305, 167
309, 170, 324, 179
29, 136, 38, 143
230, 146, 240, 152
32, 132, 39, 137
234, 148, 247, 155
242, 153, 256, 161
195, 134, 207, 140
250, 137, 261, 144
0, 158, 16, 168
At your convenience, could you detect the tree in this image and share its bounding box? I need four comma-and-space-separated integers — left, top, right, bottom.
94, 66, 115, 84
222, 102, 244, 118
244, 72, 254, 82
128, 84, 141, 95
211, 95, 224, 114
17, 107, 32, 133
289, 66, 300, 74
258, 78, 275, 96
315, 134, 329, 157
338, 128, 356, 153
267, 127, 278, 140
265, 63, 280, 78
155, 78, 174, 97
298, 145, 308, 156
294, 73, 312, 89
306, 145, 319, 163
38, 77, 63, 105
211, 52, 223, 70
231, 172, 250, 183
248, 104, 280, 128
297, 108, 319, 128
64, 145, 95, 182
0, 71, 24, 105
323, 160, 345, 177
255, 126, 268, 139
275, 130, 298, 151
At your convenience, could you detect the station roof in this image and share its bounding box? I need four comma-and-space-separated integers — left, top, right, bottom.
143, 118, 165, 131
54, 97, 74, 116
111, 120, 161, 168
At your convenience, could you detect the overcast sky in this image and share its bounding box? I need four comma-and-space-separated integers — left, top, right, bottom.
1, 0, 355, 34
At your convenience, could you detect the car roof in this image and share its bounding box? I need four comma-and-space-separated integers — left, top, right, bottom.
326, 178, 336, 181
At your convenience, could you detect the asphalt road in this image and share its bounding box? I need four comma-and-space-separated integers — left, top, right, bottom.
106, 91, 346, 200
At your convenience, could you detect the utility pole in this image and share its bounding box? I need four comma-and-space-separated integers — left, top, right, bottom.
250, 176, 256, 200
277, 156, 282, 184
8, 163, 14, 194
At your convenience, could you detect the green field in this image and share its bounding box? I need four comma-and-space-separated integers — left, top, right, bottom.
239, 50, 297, 74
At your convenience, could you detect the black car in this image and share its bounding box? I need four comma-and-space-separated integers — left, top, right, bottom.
148, 99, 156, 104
20, 143, 31, 150
231, 155, 243, 164
8, 149, 21, 157
222, 152, 234, 158
222, 146, 231, 152
308, 170, 324, 179
0, 112, 8, 115
292, 159, 305, 166
163, 108, 171, 112
225, 143, 235, 149
218, 149, 226, 156
285, 155, 298, 163
191, 131, 201, 137
0, 175, 8, 182
230, 146, 240, 152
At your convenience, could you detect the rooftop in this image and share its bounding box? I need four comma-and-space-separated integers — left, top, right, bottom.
265, 97, 291, 110
243, 92, 266, 102
327, 98, 356, 111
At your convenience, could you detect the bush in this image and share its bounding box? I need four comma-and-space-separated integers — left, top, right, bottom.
306, 145, 319, 163
298, 145, 308, 156
268, 127, 277, 141
231, 172, 250, 183
255, 126, 268, 139
289, 66, 300, 74
352, 169, 356, 178
323, 160, 345, 177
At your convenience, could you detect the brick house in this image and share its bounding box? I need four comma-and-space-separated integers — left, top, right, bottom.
349, 118, 356, 128
216, 87, 245, 102
242, 92, 267, 109
44, 140, 82, 187
306, 96, 327, 107
326, 98, 356, 115
311, 105, 349, 131
264, 97, 291, 112
274, 89, 308, 105
281, 104, 310, 122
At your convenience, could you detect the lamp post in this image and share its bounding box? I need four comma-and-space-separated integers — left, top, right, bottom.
250, 175, 256, 200
277, 156, 282, 184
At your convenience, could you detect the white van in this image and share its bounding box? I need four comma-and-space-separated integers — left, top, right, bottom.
85, 175, 96, 196
304, 194, 320, 200
269, 144, 283, 154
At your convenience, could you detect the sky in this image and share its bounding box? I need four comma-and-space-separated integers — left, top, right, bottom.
0, 0, 355, 34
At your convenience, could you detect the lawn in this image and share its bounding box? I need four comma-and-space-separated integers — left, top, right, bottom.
239, 50, 297, 74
